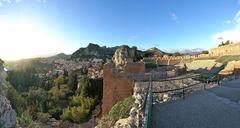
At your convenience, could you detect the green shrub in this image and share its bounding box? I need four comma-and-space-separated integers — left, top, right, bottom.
96, 116, 113, 128
145, 63, 157, 69
61, 96, 97, 123
6, 86, 25, 115
48, 107, 62, 120
201, 50, 209, 54
17, 113, 35, 128
36, 112, 50, 123
108, 97, 135, 123
77, 77, 103, 100
61, 106, 89, 123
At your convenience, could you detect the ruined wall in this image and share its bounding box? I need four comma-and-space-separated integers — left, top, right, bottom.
219, 60, 240, 76
102, 62, 145, 115
125, 62, 145, 73
209, 43, 240, 56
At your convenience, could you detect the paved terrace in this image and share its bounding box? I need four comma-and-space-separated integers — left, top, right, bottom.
152, 79, 240, 128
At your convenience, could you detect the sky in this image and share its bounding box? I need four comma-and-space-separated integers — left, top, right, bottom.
0, 0, 240, 60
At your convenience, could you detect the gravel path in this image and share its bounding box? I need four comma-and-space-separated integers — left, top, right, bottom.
152, 79, 240, 128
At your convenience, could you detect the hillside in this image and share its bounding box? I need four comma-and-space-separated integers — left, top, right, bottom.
71, 43, 118, 60
144, 47, 166, 57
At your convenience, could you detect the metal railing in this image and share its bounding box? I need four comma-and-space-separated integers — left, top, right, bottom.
145, 76, 153, 128
143, 73, 220, 128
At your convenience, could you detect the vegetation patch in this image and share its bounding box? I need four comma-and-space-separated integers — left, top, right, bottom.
108, 97, 134, 124
144, 58, 158, 69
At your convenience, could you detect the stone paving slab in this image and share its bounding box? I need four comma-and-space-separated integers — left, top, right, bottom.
209, 86, 240, 102
222, 79, 240, 88
152, 80, 240, 128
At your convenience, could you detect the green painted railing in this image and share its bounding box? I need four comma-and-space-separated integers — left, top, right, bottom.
143, 74, 220, 128
145, 75, 153, 128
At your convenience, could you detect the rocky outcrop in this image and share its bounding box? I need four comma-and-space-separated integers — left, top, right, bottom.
71, 43, 117, 60
0, 96, 17, 128
112, 46, 142, 67
0, 60, 17, 128
113, 82, 149, 128
112, 45, 133, 67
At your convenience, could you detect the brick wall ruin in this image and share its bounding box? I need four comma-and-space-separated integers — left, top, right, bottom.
102, 62, 145, 115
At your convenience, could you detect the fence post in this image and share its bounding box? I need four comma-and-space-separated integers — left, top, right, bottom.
182, 88, 185, 99
217, 75, 220, 86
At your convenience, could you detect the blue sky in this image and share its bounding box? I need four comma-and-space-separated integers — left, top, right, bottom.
0, 0, 240, 60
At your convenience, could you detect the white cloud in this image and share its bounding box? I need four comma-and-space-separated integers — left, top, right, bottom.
212, 29, 240, 43
171, 13, 178, 21
15, 0, 22, 3
223, 20, 231, 24
234, 10, 240, 28
0, 0, 46, 6
35, 0, 46, 3
212, 10, 240, 44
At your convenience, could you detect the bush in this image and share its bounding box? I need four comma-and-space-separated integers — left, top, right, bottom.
96, 116, 113, 128
17, 113, 35, 128
6, 86, 25, 115
61, 106, 89, 123
61, 96, 97, 123
37, 112, 50, 123
26, 88, 48, 113
48, 107, 62, 120
77, 77, 103, 100
201, 50, 209, 54
67, 71, 78, 92
108, 97, 135, 123
145, 63, 157, 69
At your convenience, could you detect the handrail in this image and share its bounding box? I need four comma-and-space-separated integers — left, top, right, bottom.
145, 75, 153, 128
142, 80, 150, 114
152, 74, 200, 82
143, 73, 219, 128
152, 82, 201, 94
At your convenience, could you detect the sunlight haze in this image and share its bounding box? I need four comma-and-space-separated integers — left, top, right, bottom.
0, 18, 75, 60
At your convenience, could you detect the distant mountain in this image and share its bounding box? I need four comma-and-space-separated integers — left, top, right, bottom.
179, 48, 205, 55
143, 47, 167, 57
164, 48, 205, 55
47, 53, 71, 60
71, 43, 118, 60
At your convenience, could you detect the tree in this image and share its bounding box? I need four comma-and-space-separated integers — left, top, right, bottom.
78, 76, 91, 97
201, 50, 209, 54
172, 52, 181, 56
6, 86, 25, 115
77, 76, 103, 99
67, 71, 78, 92
54, 75, 65, 88
26, 88, 48, 113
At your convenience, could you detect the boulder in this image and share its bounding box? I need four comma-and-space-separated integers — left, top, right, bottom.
0, 95, 17, 128
0, 60, 17, 128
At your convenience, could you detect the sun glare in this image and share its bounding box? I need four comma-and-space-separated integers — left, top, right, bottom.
0, 18, 73, 61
